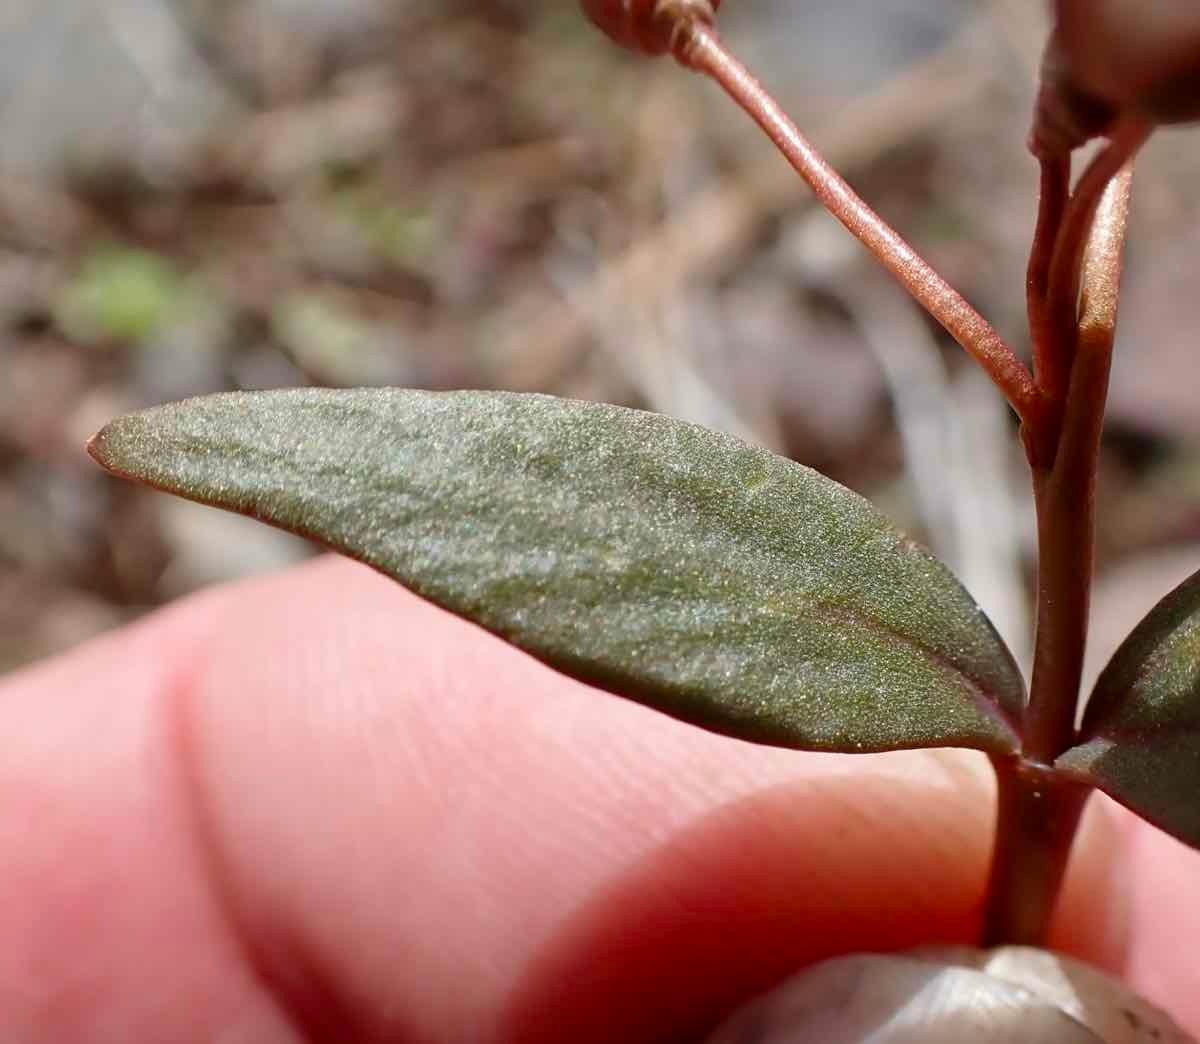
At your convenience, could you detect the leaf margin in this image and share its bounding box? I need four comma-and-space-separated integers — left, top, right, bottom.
89, 387, 1025, 757
1056, 565, 1200, 848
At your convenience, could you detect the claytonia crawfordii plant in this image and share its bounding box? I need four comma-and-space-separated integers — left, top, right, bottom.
89, 0, 1200, 1036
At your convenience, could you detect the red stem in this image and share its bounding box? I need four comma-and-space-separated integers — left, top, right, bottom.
984, 167, 1134, 946
1024, 340, 1112, 762
1025, 167, 1133, 764
983, 758, 1089, 947
1040, 122, 1149, 411
1027, 155, 1070, 393
674, 23, 1044, 431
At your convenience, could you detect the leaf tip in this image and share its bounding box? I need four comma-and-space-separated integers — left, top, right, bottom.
86, 426, 111, 467
86, 414, 145, 479
86, 421, 122, 473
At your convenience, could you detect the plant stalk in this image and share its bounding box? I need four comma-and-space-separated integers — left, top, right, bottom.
1040, 123, 1148, 408
983, 758, 1089, 946
672, 21, 1044, 431
1026, 168, 1132, 765
983, 167, 1134, 946
981, 375, 1105, 943
1027, 155, 1070, 392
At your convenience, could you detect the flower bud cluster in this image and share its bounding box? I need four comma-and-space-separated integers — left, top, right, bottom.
580, 0, 719, 57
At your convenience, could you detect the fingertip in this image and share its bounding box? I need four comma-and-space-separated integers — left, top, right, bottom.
6, 556, 1195, 1041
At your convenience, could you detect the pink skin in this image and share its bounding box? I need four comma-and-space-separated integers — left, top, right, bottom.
1, 556, 1198, 1043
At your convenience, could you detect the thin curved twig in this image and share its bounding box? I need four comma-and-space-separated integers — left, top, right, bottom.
1039, 121, 1149, 405
1026, 155, 1070, 391
674, 21, 1044, 431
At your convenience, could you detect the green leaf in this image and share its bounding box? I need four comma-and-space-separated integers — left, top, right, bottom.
1058, 568, 1200, 847
89, 389, 1023, 755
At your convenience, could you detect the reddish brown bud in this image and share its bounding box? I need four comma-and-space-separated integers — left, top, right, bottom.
581, 0, 719, 57
1037, 0, 1200, 152
1031, 32, 1118, 156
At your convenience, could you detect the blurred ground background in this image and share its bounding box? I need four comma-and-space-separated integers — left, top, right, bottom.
2, 0, 1199, 692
